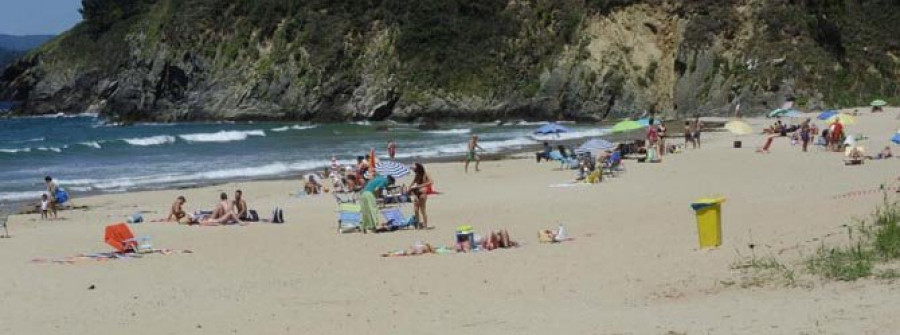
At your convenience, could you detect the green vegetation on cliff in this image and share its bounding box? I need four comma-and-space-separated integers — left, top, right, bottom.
1, 0, 898, 121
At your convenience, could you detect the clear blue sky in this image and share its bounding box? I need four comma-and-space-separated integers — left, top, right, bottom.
0, 0, 82, 35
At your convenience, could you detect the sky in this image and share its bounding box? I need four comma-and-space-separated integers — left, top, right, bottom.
0, 0, 83, 35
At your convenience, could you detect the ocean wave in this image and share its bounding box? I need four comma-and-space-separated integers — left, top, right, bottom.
271, 126, 291, 132
60, 160, 330, 190
425, 128, 472, 135
179, 130, 266, 143
0, 191, 44, 202
395, 137, 538, 159
0, 148, 32, 154
35, 146, 63, 153
123, 135, 177, 146
8, 137, 45, 144
530, 128, 610, 141
79, 141, 103, 149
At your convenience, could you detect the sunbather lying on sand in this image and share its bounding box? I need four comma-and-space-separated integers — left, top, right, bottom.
481, 230, 518, 250
381, 242, 436, 257
200, 192, 245, 226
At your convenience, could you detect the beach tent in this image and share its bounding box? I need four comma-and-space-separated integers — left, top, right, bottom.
871, 99, 888, 107
827, 113, 857, 126
375, 161, 411, 178
636, 118, 660, 127
724, 120, 753, 135
768, 108, 800, 118
579, 138, 616, 152
611, 120, 644, 133
818, 110, 838, 120
534, 123, 571, 135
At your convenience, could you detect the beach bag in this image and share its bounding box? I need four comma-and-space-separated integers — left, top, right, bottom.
247, 210, 259, 222
55, 188, 69, 204
271, 207, 284, 224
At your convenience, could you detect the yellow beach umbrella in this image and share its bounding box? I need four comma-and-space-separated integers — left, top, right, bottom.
826, 113, 857, 125
724, 120, 753, 135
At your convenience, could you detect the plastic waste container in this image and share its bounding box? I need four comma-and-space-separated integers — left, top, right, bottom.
690, 198, 725, 248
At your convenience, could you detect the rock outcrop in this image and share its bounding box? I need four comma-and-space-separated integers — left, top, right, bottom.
2, 0, 898, 122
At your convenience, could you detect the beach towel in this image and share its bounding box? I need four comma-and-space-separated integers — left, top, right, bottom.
31, 249, 192, 264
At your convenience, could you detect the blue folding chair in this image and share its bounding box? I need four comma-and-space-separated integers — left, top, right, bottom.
337, 203, 362, 233
381, 207, 416, 230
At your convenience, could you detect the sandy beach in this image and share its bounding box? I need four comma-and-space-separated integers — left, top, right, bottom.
2, 108, 899, 334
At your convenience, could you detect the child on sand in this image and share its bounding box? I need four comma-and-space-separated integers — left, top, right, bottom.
40, 194, 49, 220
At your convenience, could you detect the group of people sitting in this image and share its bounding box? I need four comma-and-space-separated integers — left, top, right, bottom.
160, 190, 254, 226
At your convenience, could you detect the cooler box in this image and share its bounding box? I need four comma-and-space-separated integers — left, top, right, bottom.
691, 198, 725, 248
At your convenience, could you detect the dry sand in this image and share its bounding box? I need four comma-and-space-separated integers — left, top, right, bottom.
2, 108, 899, 334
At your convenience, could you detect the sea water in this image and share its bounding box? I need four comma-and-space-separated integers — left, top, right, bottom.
0, 115, 610, 203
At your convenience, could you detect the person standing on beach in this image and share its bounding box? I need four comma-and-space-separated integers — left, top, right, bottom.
693, 117, 704, 149
360, 175, 395, 233
387, 140, 397, 160
684, 121, 695, 149
44, 176, 58, 220
658, 122, 667, 155
465, 135, 484, 173
409, 163, 433, 229
800, 118, 811, 152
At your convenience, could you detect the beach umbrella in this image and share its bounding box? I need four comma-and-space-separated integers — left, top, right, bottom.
579, 138, 616, 152
534, 123, 571, 135
610, 120, 644, 133
817, 110, 838, 120
768, 108, 801, 118
375, 160, 411, 178
826, 113, 857, 125
724, 120, 754, 135
104, 223, 136, 252
871, 99, 888, 107
783, 110, 804, 118
891, 133, 900, 144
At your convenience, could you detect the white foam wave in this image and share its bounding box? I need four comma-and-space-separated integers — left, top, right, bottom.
271, 126, 290, 132
123, 135, 177, 146
0, 191, 44, 202
36, 147, 62, 153
426, 128, 472, 135
80, 141, 103, 149
0, 148, 31, 153
60, 160, 330, 191
292, 125, 317, 130
179, 130, 265, 143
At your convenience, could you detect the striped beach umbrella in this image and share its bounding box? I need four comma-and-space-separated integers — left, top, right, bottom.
375, 161, 411, 178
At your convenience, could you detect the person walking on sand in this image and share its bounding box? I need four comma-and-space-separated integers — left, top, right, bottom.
465, 134, 484, 173
409, 163, 434, 229
387, 140, 397, 160
44, 176, 58, 220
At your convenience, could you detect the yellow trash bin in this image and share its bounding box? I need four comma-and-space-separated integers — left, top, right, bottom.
691, 198, 725, 248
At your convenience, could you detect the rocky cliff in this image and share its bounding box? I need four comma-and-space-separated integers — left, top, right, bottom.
1, 0, 898, 122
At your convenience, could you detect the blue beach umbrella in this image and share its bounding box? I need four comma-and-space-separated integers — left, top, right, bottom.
892, 133, 900, 145
375, 161, 411, 178
818, 110, 838, 120
579, 138, 616, 152
534, 123, 572, 135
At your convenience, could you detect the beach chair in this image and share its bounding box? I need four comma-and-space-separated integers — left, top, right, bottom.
381, 207, 416, 231
337, 203, 362, 233
602, 152, 625, 177
549, 151, 579, 170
